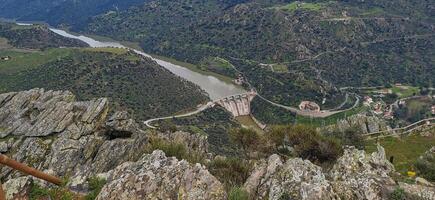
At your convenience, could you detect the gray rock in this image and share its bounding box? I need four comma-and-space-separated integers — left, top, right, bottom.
329, 145, 395, 200
96, 150, 226, 200
243, 154, 339, 200
4, 176, 31, 200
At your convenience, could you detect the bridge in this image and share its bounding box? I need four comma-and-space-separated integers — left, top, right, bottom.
144, 91, 257, 129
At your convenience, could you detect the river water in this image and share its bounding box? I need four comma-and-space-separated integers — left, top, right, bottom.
48, 28, 246, 100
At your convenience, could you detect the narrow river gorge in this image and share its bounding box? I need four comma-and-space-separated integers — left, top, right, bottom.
48, 28, 246, 100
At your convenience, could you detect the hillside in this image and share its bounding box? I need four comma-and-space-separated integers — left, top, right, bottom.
0, 48, 208, 119
0, 0, 147, 29
84, 0, 434, 107
0, 22, 88, 49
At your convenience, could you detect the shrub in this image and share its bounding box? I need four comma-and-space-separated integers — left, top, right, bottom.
229, 128, 260, 157
29, 182, 76, 200
284, 125, 343, 164
145, 136, 204, 164
389, 187, 406, 200
327, 126, 365, 150
228, 187, 249, 200
207, 157, 252, 189
85, 177, 107, 200
415, 150, 435, 182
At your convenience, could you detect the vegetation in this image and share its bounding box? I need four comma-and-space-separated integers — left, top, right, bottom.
81, 0, 434, 109
229, 128, 261, 158
415, 147, 435, 182
208, 157, 253, 190
0, 48, 208, 120
365, 135, 435, 175
29, 182, 77, 200
85, 177, 107, 200
144, 134, 205, 164
0, 22, 87, 49
275, 2, 327, 13
228, 187, 250, 200
0, 0, 146, 29
160, 106, 241, 156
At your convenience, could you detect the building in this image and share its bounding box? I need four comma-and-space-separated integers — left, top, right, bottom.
363, 96, 373, 106
0, 56, 11, 61
299, 101, 321, 112
373, 102, 383, 115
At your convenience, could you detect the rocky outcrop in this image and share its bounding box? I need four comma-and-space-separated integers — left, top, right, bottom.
0, 89, 151, 182
243, 154, 338, 200
329, 145, 396, 200
96, 150, 226, 200
0, 89, 227, 200
243, 145, 435, 200
322, 114, 391, 134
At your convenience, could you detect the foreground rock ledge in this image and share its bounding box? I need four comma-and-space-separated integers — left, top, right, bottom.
97, 150, 226, 200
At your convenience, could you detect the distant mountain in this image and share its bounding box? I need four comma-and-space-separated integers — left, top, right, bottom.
0, 0, 147, 28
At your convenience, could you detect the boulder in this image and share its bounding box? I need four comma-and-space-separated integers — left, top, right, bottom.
243, 154, 339, 200
329, 145, 395, 200
96, 150, 226, 200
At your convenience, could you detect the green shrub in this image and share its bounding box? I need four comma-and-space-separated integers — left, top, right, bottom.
29, 182, 76, 200
228, 187, 249, 200
229, 128, 260, 157
390, 187, 406, 200
327, 126, 365, 150
286, 125, 343, 164
145, 136, 204, 164
85, 177, 107, 200
415, 150, 435, 182
208, 157, 252, 189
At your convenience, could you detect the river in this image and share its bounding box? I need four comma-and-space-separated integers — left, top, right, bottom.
47, 28, 246, 100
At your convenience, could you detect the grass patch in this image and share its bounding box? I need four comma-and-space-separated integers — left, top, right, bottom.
271, 64, 288, 73
365, 135, 435, 175
82, 47, 128, 55
276, 1, 327, 12
296, 106, 367, 127
0, 48, 73, 74
361, 7, 385, 16
235, 116, 263, 133
84, 177, 107, 200
29, 182, 78, 200
228, 187, 249, 200
145, 136, 205, 164
391, 85, 420, 98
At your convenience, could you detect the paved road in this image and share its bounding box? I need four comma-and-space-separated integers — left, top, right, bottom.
144, 102, 214, 129
256, 93, 360, 118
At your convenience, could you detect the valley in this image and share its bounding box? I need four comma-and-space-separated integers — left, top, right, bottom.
0, 1, 434, 199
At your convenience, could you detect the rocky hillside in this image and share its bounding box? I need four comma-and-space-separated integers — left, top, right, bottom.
0, 22, 88, 49
1, 89, 434, 199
